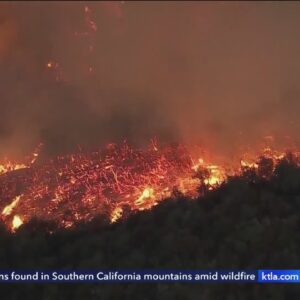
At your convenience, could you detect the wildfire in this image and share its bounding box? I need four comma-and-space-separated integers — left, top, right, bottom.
0, 140, 296, 232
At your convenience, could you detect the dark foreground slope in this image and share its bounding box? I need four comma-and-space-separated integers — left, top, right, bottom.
1, 158, 300, 299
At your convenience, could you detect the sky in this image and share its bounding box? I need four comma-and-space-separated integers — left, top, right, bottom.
1, 1, 300, 157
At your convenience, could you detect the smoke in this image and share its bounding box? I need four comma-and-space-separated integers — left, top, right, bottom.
1, 2, 300, 157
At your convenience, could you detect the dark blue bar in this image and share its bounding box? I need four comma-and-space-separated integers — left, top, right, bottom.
0, 270, 257, 283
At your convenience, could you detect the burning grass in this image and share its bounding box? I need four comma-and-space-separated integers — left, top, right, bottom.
0, 140, 298, 232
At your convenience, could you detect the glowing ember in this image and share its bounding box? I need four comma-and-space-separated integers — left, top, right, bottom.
0, 140, 296, 232
47, 5, 97, 82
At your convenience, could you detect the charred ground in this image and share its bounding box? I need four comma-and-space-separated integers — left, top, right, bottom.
0, 158, 299, 299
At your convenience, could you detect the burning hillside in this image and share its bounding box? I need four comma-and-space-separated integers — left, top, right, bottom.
0, 139, 297, 232
1, 148, 300, 299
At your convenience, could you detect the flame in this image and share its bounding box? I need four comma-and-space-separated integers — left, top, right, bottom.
0, 162, 27, 175
191, 158, 225, 190
111, 207, 123, 223
240, 160, 258, 169
204, 165, 224, 187
134, 187, 156, 210
0, 140, 296, 232
0, 143, 41, 176
135, 188, 154, 205
2, 195, 22, 217
12, 215, 23, 231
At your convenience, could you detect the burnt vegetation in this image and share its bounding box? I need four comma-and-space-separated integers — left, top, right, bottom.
1, 157, 300, 299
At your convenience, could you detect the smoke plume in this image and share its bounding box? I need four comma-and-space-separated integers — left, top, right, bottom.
1, 2, 300, 157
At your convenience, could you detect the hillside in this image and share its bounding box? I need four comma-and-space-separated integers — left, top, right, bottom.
1, 158, 300, 299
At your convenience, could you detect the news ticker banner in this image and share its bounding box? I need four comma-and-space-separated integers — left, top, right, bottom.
0, 270, 299, 283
